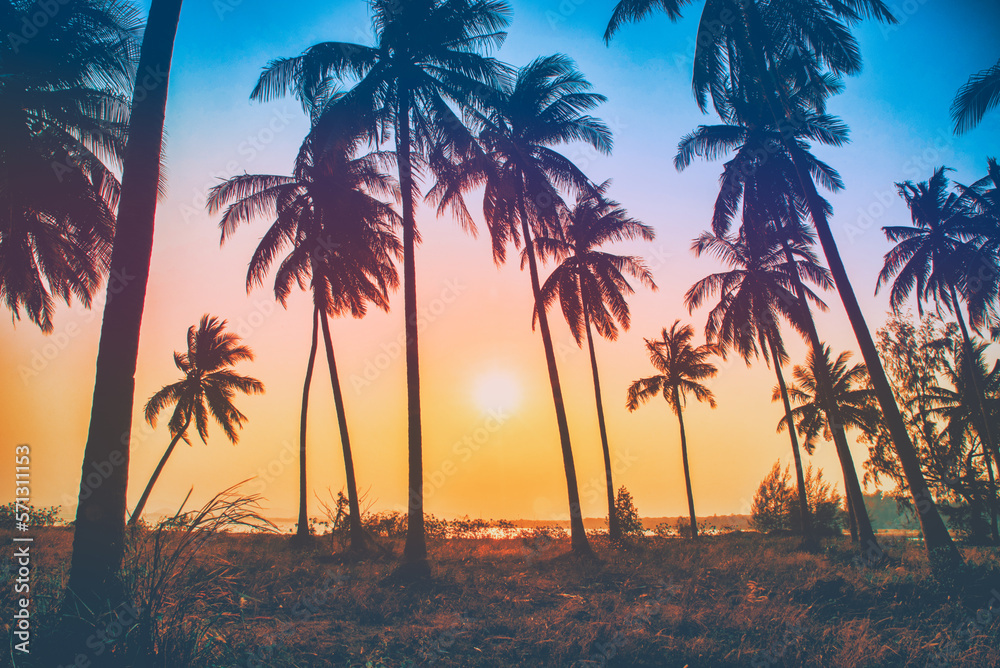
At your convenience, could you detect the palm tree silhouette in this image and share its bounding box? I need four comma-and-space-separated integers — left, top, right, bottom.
776, 345, 879, 541
878, 167, 1000, 494
685, 228, 831, 541
674, 81, 882, 551
605, 0, 960, 563
952, 57, 1000, 134
129, 315, 264, 527
0, 0, 140, 332
627, 321, 718, 539
208, 102, 400, 550
921, 335, 1000, 542
250, 0, 511, 575
67, 0, 183, 609
430, 54, 612, 555
532, 182, 656, 541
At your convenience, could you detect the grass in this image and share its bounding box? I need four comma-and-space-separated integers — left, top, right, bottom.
4, 528, 1000, 667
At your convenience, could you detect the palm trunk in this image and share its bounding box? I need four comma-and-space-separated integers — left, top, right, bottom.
295, 305, 320, 542
517, 187, 591, 554
127, 416, 191, 528
673, 393, 698, 540
949, 286, 1000, 480
66, 0, 183, 610
319, 311, 365, 549
741, 3, 959, 566
584, 307, 620, 541
396, 83, 428, 573
769, 339, 813, 541
778, 243, 878, 551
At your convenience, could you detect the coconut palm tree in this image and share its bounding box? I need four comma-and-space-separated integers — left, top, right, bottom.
878, 167, 1000, 485
532, 182, 656, 541
627, 321, 718, 539
430, 54, 612, 555
250, 0, 511, 575
685, 227, 831, 541
208, 103, 400, 550
67, 0, 183, 610
128, 315, 264, 527
777, 345, 879, 538
605, 0, 960, 563
674, 88, 883, 551
0, 0, 140, 332
952, 57, 1000, 135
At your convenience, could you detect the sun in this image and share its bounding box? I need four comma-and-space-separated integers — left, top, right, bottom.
472, 370, 522, 413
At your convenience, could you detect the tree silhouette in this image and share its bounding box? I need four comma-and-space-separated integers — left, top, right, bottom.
129, 316, 264, 527
0, 0, 141, 331
532, 183, 656, 541
67, 0, 183, 610
208, 101, 400, 550
250, 0, 511, 576
627, 321, 718, 539
952, 57, 1000, 134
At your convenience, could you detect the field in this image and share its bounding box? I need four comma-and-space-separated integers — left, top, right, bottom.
6, 527, 1000, 667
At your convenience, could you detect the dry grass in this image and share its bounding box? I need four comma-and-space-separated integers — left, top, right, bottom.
5, 529, 1000, 666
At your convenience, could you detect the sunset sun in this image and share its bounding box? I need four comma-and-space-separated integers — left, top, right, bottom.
472, 370, 522, 413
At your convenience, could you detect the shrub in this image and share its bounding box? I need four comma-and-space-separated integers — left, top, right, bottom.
614, 486, 645, 540
0, 503, 63, 529
751, 460, 844, 536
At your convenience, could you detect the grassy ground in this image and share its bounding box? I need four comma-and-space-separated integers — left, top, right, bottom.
5, 527, 1000, 667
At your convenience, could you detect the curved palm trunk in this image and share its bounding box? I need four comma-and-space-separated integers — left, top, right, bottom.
518, 190, 591, 555
583, 308, 620, 541
769, 339, 813, 542
319, 311, 366, 549
67, 0, 183, 609
740, 3, 959, 565
949, 286, 1000, 480
295, 305, 320, 542
127, 416, 192, 528
397, 83, 428, 573
843, 475, 859, 542
672, 392, 698, 540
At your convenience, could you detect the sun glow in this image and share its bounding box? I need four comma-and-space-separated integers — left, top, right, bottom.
472, 370, 522, 414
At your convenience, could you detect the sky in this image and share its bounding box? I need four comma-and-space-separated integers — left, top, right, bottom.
2, 0, 999, 526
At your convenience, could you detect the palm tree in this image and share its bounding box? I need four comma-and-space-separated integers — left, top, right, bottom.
67, 0, 183, 610
208, 103, 400, 550
776, 346, 879, 539
877, 167, 1000, 488
952, 57, 1000, 134
430, 54, 613, 554
250, 0, 511, 575
532, 182, 656, 541
0, 0, 140, 332
627, 321, 718, 539
128, 316, 264, 527
674, 81, 883, 552
605, 0, 961, 564
685, 228, 831, 541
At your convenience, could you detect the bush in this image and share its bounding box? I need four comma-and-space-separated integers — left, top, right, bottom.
751, 460, 844, 536
0, 502, 63, 529
613, 486, 645, 540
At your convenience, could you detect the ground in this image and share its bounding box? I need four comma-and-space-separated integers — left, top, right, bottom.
4, 528, 1000, 667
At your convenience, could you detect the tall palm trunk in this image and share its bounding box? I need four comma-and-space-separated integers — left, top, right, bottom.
319, 311, 366, 549
672, 389, 698, 540
295, 305, 320, 542
778, 243, 877, 550
67, 0, 183, 609
739, 3, 958, 565
518, 187, 591, 554
583, 306, 620, 541
949, 286, 1000, 479
128, 415, 192, 528
396, 83, 428, 572
769, 339, 813, 542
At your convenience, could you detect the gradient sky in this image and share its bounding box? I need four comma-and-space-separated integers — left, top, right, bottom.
2, 0, 999, 525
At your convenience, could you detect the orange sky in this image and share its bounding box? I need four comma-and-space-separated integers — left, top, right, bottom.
2, 0, 998, 525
